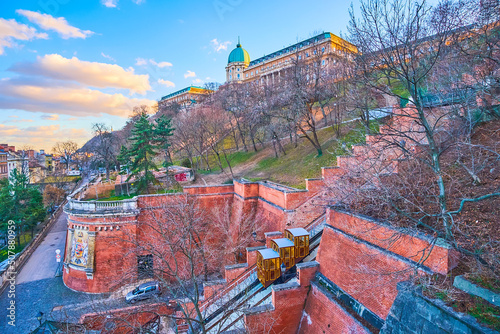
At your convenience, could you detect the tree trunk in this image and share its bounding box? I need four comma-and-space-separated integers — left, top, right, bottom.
250, 130, 258, 152
222, 149, 234, 178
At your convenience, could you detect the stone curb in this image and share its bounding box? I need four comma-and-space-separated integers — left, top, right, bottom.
454, 275, 500, 307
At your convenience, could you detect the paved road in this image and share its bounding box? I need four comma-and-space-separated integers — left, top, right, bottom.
0, 209, 114, 334
17, 211, 67, 284
0, 177, 152, 333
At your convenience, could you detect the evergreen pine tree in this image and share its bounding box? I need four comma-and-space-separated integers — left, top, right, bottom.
153, 114, 175, 168
117, 145, 131, 172
127, 114, 158, 194
0, 169, 45, 245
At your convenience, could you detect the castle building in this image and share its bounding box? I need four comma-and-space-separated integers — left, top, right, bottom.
158, 86, 213, 110
225, 32, 357, 84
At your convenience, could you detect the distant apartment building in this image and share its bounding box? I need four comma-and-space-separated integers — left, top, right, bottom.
225, 32, 357, 84
0, 144, 16, 153
29, 160, 46, 183
6, 151, 30, 180
158, 86, 213, 110
0, 152, 7, 179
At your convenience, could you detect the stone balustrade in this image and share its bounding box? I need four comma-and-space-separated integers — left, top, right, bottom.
65, 196, 138, 214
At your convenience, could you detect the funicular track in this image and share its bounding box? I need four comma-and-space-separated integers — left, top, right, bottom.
203, 222, 325, 333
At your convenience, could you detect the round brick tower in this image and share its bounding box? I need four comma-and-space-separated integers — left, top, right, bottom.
62, 198, 139, 293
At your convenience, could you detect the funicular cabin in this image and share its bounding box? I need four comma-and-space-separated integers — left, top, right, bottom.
256, 228, 311, 288
271, 238, 295, 270
257, 248, 280, 288
285, 227, 309, 261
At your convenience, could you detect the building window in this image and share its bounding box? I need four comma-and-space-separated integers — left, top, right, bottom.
306, 52, 309, 57
251, 71, 254, 76
237, 68, 240, 71
246, 73, 248, 78
322, 60, 326, 65
298, 55, 302, 60
237, 74, 240, 78
229, 69, 232, 73
256, 70, 259, 74
230, 75, 232, 79
322, 47, 325, 53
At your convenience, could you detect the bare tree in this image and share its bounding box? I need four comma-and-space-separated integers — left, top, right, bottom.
52, 140, 79, 172
108, 195, 264, 334
91, 123, 117, 180
328, 0, 500, 277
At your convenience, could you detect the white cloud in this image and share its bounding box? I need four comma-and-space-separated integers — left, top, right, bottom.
0, 18, 48, 55
192, 78, 203, 84
101, 52, 116, 62
0, 79, 156, 118
16, 9, 94, 39
137, 58, 173, 68
184, 70, 196, 78
132, 0, 146, 4
5, 115, 33, 123
41, 114, 59, 120
102, 0, 118, 7
210, 38, 231, 52
0, 123, 89, 149
157, 79, 175, 87
10, 54, 152, 95
135, 57, 147, 66
149, 59, 172, 68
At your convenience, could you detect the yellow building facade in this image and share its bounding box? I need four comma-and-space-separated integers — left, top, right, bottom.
225, 32, 357, 84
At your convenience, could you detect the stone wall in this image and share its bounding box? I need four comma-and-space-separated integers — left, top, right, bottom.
298, 280, 371, 334
327, 209, 460, 274
382, 281, 498, 334
62, 178, 326, 293
244, 262, 319, 334
316, 224, 430, 319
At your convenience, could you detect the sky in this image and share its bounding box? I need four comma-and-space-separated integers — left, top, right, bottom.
0, 0, 365, 151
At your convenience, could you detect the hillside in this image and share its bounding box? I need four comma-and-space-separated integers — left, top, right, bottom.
190, 119, 376, 188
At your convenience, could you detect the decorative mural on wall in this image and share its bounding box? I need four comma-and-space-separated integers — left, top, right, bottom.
70, 230, 89, 267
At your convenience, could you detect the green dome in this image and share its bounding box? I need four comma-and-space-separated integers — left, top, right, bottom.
228, 42, 250, 64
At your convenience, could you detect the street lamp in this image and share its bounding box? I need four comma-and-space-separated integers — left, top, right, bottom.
280, 262, 287, 283
36, 311, 43, 325
252, 231, 265, 243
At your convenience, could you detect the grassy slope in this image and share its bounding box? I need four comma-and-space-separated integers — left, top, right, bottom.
193, 120, 378, 189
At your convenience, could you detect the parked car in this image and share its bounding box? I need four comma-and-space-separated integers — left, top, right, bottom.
125, 281, 162, 304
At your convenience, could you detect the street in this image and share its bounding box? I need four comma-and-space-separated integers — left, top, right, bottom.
0, 210, 113, 333
16, 211, 67, 284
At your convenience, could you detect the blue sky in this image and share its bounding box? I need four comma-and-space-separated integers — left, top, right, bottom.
0, 0, 362, 150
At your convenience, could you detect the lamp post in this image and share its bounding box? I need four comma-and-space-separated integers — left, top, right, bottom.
252, 231, 265, 243
280, 262, 287, 283
36, 311, 43, 325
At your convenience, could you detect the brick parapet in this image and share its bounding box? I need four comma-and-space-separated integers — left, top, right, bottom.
224, 263, 248, 282
327, 208, 460, 274
297, 261, 319, 287
316, 224, 425, 319
245, 280, 309, 334
298, 280, 371, 334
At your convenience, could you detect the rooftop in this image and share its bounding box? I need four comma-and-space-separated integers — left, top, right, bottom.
228, 39, 251, 64
248, 32, 331, 67
286, 227, 309, 237
258, 248, 279, 260
160, 86, 209, 101
272, 238, 295, 248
